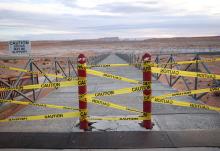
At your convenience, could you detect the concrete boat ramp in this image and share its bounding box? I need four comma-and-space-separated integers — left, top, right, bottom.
0, 54, 219, 150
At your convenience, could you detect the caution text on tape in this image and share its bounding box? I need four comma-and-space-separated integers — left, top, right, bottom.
154, 87, 220, 99
83, 57, 220, 69
158, 57, 220, 66
152, 97, 220, 112
88, 115, 151, 121
87, 69, 141, 84
0, 99, 78, 111
0, 80, 86, 91
0, 112, 80, 122
88, 98, 143, 114
88, 64, 130, 68
151, 67, 220, 80
87, 85, 149, 98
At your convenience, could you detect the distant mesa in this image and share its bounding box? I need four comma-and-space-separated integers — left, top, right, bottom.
97, 37, 120, 42
144, 36, 220, 42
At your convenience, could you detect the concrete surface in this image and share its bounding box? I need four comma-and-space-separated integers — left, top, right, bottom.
0, 54, 219, 132
1, 131, 220, 148
0, 54, 220, 149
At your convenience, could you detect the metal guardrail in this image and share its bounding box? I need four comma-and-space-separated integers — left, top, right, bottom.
87, 53, 110, 65
0, 74, 38, 100
116, 51, 220, 100
1, 52, 220, 131
0, 53, 110, 104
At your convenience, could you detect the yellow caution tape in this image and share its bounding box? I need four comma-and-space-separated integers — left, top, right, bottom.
159, 58, 220, 66
88, 115, 151, 121
77, 57, 220, 69
87, 64, 131, 68
85, 57, 220, 69
151, 67, 220, 80
0, 65, 76, 81
134, 58, 220, 68
87, 69, 141, 84
87, 85, 149, 98
0, 112, 80, 122
79, 109, 88, 121
152, 98, 220, 112
88, 98, 143, 114
0, 99, 78, 111
77, 63, 87, 70
0, 80, 85, 91
154, 87, 220, 99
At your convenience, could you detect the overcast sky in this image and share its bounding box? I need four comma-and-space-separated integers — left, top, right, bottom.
0, 0, 220, 41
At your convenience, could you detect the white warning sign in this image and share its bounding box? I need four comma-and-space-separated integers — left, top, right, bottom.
8, 40, 31, 54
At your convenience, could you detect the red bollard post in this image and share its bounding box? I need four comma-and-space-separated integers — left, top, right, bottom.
142, 53, 153, 129
77, 54, 88, 130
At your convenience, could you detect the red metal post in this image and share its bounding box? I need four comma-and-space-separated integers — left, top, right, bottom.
77, 54, 88, 130
142, 53, 153, 129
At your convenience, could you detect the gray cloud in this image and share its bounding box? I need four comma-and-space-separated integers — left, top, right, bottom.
96, 2, 160, 14
58, 0, 78, 8
0, 0, 220, 40
79, 15, 220, 31
0, 9, 82, 30
142, 1, 159, 5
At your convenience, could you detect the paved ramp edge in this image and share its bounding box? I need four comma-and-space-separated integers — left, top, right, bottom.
0, 130, 220, 149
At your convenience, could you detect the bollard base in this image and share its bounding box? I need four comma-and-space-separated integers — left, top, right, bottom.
139, 121, 154, 129
75, 121, 94, 131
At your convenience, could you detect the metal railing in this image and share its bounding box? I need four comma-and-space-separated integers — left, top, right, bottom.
0, 53, 110, 104
0, 74, 38, 100
116, 51, 220, 100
